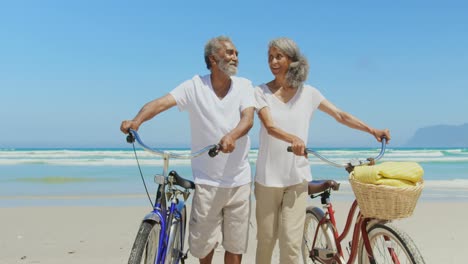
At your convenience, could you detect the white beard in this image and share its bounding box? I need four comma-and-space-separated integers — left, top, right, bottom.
217, 59, 237, 76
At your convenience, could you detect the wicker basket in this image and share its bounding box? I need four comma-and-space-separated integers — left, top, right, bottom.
349, 178, 424, 220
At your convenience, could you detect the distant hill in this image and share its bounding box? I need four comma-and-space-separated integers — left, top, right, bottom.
406, 123, 468, 147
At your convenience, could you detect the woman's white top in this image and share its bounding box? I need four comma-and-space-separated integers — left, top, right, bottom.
255, 83, 325, 187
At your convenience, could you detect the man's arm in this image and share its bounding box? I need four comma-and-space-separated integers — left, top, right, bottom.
219, 107, 255, 153
120, 93, 177, 133
318, 99, 391, 142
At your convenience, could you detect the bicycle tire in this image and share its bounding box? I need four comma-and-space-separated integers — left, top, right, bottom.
358, 223, 425, 264
302, 206, 336, 264
128, 220, 162, 264
165, 206, 186, 264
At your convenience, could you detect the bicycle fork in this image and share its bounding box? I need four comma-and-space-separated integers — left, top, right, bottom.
361, 219, 401, 264
164, 196, 188, 263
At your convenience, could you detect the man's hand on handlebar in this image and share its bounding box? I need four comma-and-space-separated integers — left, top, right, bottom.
208, 144, 222, 157
120, 120, 140, 134
219, 134, 235, 154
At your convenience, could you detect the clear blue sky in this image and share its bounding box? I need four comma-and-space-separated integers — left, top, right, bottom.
1, 1, 467, 148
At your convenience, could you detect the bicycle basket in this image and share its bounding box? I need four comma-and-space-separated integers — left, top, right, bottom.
349, 177, 424, 220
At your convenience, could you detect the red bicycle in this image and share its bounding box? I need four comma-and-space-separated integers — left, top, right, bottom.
296, 138, 425, 264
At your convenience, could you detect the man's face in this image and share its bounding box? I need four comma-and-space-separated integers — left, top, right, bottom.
214, 41, 238, 76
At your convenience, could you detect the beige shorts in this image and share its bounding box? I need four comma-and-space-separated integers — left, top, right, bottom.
189, 183, 251, 259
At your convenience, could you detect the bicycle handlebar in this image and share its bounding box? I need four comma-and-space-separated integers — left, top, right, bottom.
287, 137, 387, 169
126, 129, 220, 158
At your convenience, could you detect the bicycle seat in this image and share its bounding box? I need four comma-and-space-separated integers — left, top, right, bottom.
308, 180, 339, 195
169, 171, 196, 190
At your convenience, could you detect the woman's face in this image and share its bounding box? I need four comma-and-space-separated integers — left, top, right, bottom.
268, 46, 291, 78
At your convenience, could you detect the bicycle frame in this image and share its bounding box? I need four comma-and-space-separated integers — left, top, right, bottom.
137, 151, 185, 263
311, 193, 384, 264
302, 138, 390, 263
127, 129, 219, 264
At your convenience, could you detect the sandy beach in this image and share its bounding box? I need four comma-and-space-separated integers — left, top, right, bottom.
0, 198, 466, 264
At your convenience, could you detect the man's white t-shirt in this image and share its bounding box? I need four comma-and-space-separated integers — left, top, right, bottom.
170, 74, 255, 187
255, 84, 325, 187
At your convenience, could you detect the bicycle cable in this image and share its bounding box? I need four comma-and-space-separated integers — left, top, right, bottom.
131, 142, 154, 208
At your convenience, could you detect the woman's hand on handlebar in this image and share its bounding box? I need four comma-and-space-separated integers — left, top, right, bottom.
373, 128, 391, 144
120, 120, 140, 134
290, 136, 307, 157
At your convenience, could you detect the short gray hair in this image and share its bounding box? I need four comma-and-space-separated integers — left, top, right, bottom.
269, 38, 309, 88
204, 36, 233, 70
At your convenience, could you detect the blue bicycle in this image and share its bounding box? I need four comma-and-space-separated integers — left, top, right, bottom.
126, 129, 220, 264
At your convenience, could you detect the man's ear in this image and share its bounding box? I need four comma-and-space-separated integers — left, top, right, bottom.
209, 55, 217, 66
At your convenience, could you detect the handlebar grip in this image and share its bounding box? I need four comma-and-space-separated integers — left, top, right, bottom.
126, 133, 135, 143
208, 144, 221, 157
287, 146, 307, 155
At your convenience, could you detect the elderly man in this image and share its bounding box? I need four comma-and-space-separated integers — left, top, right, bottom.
120, 36, 255, 264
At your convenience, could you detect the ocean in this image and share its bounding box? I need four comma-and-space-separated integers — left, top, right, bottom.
1, 147, 468, 207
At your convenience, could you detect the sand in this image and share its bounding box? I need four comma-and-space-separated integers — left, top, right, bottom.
0, 200, 466, 264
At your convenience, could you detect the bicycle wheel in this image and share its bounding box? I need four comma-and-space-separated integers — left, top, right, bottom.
302, 206, 336, 264
128, 220, 162, 264
358, 223, 425, 264
165, 206, 186, 264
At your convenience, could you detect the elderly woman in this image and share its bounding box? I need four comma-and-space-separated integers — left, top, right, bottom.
254, 37, 391, 263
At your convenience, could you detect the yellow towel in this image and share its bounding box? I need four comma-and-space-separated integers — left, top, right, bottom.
351, 162, 424, 187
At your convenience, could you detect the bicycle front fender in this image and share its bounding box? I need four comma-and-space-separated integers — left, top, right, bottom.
143, 210, 163, 224
364, 218, 389, 230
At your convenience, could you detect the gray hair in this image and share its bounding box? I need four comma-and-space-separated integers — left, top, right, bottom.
269, 38, 309, 88
204, 36, 233, 70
